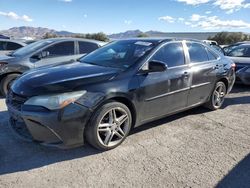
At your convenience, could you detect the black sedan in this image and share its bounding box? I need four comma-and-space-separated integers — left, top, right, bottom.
6, 38, 235, 150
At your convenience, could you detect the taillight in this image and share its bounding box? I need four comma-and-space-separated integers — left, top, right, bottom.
231, 63, 236, 70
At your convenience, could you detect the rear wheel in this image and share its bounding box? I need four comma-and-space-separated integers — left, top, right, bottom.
85, 101, 132, 150
0, 74, 20, 97
204, 81, 227, 110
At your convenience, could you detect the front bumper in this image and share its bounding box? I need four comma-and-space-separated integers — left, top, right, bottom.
7, 101, 91, 149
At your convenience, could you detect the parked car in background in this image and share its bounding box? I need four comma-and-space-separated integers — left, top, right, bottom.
6, 38, 235, 150
0, 38, 106, 96
0, 39, 27, 56
223, 41, 250, 55
226, 44, 250, 85
203, 40, 218, 45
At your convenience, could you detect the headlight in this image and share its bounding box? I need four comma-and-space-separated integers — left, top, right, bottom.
24, 90, 86, 110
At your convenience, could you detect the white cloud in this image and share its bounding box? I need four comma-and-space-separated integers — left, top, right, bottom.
83, 14, 87, 18
189, 14, 250, 29
190, 14, 206, 21
213, 0, 250, 14
205, 11, 212, 14
0, 11, 33, 22
158, 16, 175, 23
178, 17, 185, 22
124, 20, 132, 25
59, 0, 72, 2
177, 0, 210, 5
177, 0, 250, 14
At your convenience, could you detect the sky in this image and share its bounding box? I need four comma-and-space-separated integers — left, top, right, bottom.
0, 0, 250, 34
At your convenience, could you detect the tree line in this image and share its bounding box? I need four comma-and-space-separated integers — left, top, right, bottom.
208, 32, 250, 45
43, 32, 109, 42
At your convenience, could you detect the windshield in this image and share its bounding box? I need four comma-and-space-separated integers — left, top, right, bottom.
12, 40, 54, 57
80, 40, 156, 69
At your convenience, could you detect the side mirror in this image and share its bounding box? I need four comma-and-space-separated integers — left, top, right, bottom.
147, 60, 167, 73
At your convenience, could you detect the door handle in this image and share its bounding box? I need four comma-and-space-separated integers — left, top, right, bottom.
213, 64, 219, 69
183, 72, 190, 78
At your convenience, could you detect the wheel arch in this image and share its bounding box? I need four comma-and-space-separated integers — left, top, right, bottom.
217, 77, 229, 92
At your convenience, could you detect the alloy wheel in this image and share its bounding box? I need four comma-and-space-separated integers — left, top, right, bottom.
97, 107, 130, 147
212, 83, 226, 108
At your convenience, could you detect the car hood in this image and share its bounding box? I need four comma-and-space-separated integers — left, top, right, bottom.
226, 56, 250, 64
0, 55, 17, 62
12, 62, 120, 97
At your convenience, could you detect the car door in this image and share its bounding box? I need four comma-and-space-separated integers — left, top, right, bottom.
137, 41, 191, 122
34, 41, 77, 68
77, 41, 99, 58
185, 42, 217, 106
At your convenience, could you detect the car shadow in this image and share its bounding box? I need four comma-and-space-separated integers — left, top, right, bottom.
0, 110, 102, 175
216, 153, 250, 188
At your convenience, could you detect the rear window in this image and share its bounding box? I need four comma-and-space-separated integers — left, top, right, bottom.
79, 41, 98, 54
187, 43, 209, 63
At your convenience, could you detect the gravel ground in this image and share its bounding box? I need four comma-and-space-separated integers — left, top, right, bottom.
0, 85, 249, 188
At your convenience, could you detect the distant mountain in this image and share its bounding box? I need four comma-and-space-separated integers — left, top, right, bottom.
108, 30, 143, 39
0, 26, 75, 39
108, 29, 218, 40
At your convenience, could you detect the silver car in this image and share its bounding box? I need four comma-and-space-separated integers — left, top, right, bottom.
0, 39, 27, 56
0, 38, 106, 96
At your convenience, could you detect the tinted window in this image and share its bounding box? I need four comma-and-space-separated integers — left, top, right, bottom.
6, 42, 23, 50
79, 42, 98, 54
187, 43, 209, 63
0, 42, 5, 50
151, 42, 185, 67
228, 46, 250, 57
44, 41, 74, 57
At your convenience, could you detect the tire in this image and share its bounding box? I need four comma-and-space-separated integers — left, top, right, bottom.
85, 101, 132, 151
204, 81, 227, 110
0, 74, 20, 97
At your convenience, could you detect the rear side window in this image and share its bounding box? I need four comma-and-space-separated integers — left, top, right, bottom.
151, 42, 185, 68
44, 41, 75, 57
6, 42, 23, 50
79, 42, 98, 54
187, 43, 209, 63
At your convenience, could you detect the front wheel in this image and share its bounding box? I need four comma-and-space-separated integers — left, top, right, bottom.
85, 101, 132, 150
0, 74, 20, 97
204, 81, 227, 110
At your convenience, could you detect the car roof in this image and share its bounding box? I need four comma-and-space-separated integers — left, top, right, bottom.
0, 39, 27, 46
116, 37, 203, 45
42, 37, 107, 45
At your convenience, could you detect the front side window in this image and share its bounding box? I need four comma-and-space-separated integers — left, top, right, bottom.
187, 43, 209, 63
79, 42, 98, 54
80, 40, 156, 69
228, 46, 250, 57
206, 48, 218, 60
44, 41, 75, 57
151, 42, 185, 67
0, 41, 6, 50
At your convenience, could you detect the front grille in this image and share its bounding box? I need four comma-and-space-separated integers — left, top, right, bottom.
7, 91, 28, 111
